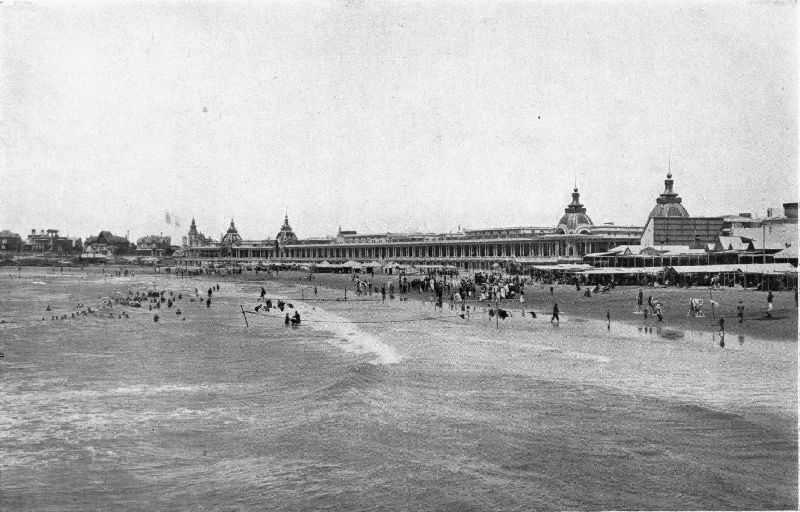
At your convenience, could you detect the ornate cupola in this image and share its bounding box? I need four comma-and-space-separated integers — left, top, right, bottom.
649, 172, 689, 218
556, 187, 594, 234
221, 219, 242, 246
276, 212, 298, 245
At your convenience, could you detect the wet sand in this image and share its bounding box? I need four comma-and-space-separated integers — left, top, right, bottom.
236, 269, 798, 342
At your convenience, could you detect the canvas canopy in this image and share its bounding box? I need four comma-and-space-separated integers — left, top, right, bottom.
667, 263, 796, 275
531, 263, 594, 272
578, 267, 663, 275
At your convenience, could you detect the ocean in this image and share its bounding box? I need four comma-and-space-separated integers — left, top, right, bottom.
1, 270, 796, 511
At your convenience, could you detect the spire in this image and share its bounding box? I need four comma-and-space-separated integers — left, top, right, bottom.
658, 172, 680, 202
565, 187, 586, 213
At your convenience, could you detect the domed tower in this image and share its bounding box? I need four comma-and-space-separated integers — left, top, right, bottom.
276, 212, 298, 245
555, 187, 593, 234
649, 172, 689, 218
187, 218, 199, 246
221, 219, 242, 246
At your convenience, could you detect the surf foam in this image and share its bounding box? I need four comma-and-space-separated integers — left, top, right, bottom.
297, 302, 401, 365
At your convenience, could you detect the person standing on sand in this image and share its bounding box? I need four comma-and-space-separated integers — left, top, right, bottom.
551, 303, 560, 324
718, 317, 725, 335
637, 289, 644, 312
550, 286, 554, 296
766, 291, 774, 318
737, 301, 745, 323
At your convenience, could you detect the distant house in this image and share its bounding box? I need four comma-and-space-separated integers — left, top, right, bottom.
0, 230, 23, 252
23, 229, 79, 254
135, 235, 172, 256
84, 231, 131, 255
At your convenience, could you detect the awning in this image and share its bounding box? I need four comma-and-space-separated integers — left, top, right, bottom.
667, 263, 797, 275
773, 246, 798, 260
531, 264, 594, 272
578, 267, 663, 275
342, 260, 363, 269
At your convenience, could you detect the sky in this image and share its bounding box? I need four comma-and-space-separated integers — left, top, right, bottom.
1, 1, 796, 243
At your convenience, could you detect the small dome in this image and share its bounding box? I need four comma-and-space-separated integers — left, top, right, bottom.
649, 172, 689, 218
555, 187, 593, 234
221, 219, 242, 246
276, 212, 298, 245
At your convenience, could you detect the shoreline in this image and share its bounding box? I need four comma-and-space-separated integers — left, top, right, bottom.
5, 265, 797, 342
250, 269, 798, 342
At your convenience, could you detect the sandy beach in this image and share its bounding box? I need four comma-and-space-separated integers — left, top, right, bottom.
214, 268, 798, 342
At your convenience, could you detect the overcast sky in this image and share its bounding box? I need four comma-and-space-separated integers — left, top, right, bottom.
1, 1, 796, 242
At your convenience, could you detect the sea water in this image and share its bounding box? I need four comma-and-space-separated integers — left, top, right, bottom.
0, 271, 796, 511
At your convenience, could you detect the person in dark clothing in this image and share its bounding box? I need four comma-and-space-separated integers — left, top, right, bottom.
206, 298, 211, 308
766, 291, 774, 318
291, 311, 301, 325
737, 301, 745, 323
284, 313, 290, 325
551, 303, 560, 324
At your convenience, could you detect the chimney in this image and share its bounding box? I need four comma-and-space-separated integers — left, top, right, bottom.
783, 202, 798, 219
738, 213, 751, 218
766, 208, 774, 218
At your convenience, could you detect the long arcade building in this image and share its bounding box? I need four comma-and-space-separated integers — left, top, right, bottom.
181, 185, 644, 271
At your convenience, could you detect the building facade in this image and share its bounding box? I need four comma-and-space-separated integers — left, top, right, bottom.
84, 231, 131, 255
23, 229, 81, 254
181, 187, 643, 270
0, 230, 23, 252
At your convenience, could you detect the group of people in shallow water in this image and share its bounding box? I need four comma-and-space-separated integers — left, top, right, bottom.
40, 282, 226, 324
253, 286, 301, 325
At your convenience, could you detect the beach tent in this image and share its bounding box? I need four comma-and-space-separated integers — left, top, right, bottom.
365, 260, 383, 268
316, 261, 332, 268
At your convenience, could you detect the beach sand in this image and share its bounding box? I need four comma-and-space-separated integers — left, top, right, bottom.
233, 269, 798, 342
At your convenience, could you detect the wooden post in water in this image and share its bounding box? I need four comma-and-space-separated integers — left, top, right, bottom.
708, 288, 716, 321
240, 305, 249, 327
